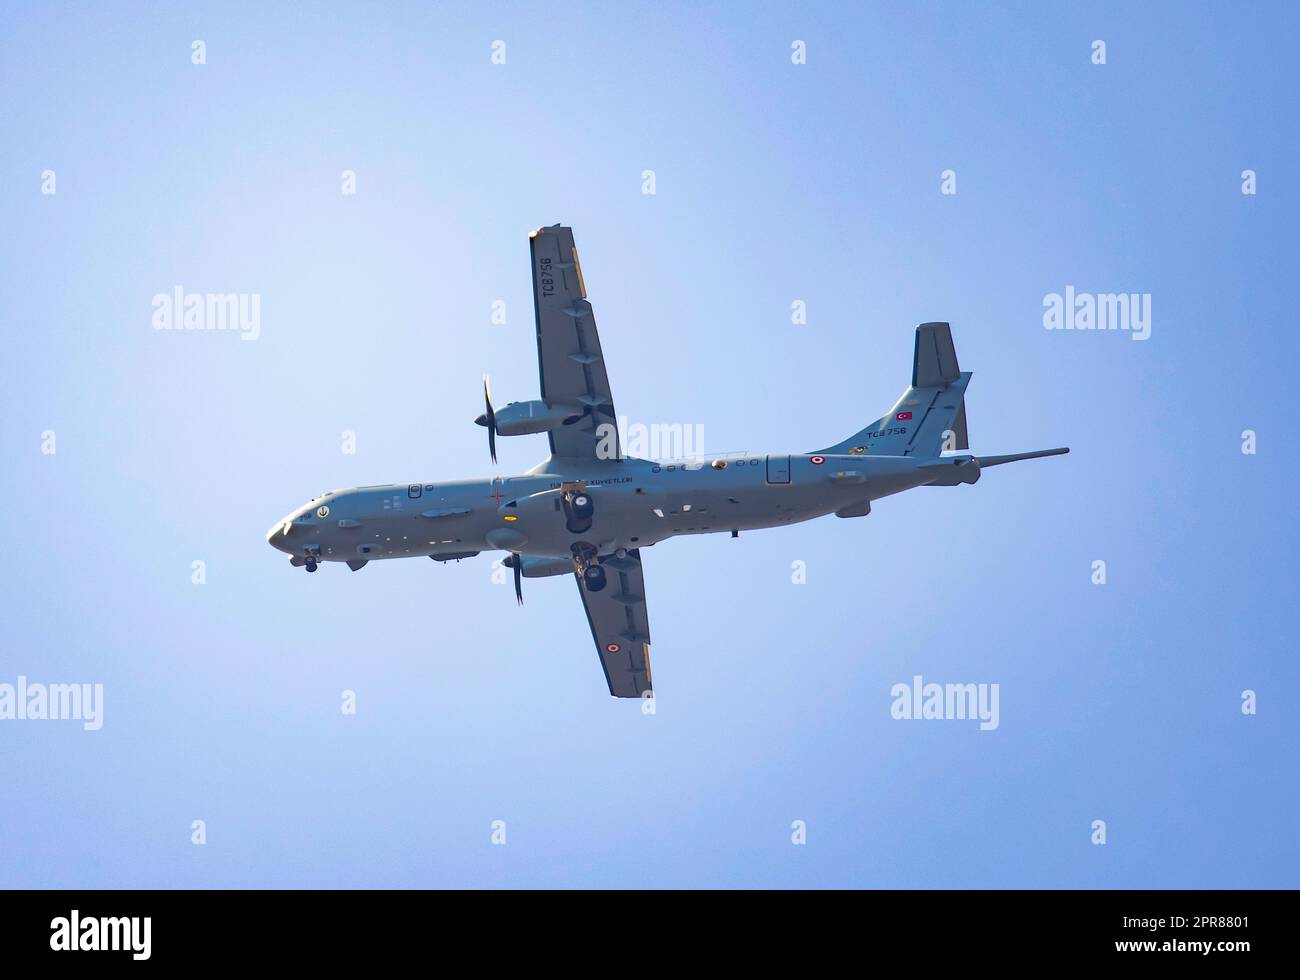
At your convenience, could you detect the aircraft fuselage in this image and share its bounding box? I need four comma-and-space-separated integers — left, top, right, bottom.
265, 451, 973, 568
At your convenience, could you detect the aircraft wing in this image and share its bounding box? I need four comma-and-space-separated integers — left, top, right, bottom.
575, 549, 652, 698
529, 224, 619, 460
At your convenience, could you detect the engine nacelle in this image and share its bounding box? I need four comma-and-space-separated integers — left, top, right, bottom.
500, 487, 565, 523
493, 399, 585, 436
498, 482, 664, 555
501, 485, 596, 533
517, 555, 573, 579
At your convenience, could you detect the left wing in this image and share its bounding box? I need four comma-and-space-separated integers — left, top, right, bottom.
575, 549, 652, 698
528, 224, 619, 460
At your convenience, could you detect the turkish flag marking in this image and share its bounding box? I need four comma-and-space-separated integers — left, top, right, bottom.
896, 411, 913, 421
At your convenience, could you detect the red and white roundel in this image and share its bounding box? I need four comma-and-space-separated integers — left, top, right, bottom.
606, 642, 621, 653
809, 455, 825, 465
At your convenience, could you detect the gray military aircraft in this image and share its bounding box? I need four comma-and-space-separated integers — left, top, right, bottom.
267, 224, 1068, 698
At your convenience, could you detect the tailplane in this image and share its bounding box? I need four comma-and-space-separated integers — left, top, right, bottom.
976, 447, 1069, 467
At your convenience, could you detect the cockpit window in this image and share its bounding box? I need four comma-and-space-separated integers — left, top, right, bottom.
408, 484, 422, 498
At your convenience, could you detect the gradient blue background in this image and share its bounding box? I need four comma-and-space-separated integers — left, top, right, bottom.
2, 2, 1296, 888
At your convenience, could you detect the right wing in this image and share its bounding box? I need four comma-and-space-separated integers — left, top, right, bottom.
528, 224, 620, 460
575, 549, 653, 698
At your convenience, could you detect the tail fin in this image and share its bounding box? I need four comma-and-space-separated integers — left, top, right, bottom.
817, 322, 971, 457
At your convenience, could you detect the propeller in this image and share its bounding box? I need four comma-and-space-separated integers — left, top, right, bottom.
474, 376, 498, 464
503, 554, 523, 604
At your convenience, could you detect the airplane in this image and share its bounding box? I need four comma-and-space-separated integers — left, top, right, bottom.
267, 224, 1068, 699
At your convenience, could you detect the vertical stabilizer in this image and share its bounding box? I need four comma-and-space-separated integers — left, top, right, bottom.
816, 322, 971, 457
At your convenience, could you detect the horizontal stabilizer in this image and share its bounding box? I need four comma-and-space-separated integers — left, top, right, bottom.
976, 447, 1070, 468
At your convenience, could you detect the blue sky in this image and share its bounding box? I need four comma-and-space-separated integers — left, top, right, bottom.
1, 2, 1296, 887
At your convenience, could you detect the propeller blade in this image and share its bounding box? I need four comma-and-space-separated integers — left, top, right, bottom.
513, 555, 523, 604
478, 376, 498, 464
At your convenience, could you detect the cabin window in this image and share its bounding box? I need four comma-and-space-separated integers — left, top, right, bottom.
408, 484, 422, 498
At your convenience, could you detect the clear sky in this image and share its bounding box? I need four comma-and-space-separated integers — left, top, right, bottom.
1, 2, 1296, 888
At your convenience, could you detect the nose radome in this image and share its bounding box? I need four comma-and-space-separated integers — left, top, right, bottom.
266, 519, 293, 551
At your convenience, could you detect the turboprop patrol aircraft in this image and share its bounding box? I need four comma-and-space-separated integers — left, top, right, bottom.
267, 224, 1068, 698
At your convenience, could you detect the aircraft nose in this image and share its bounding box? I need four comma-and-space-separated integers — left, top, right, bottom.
266, 519, 293, 552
